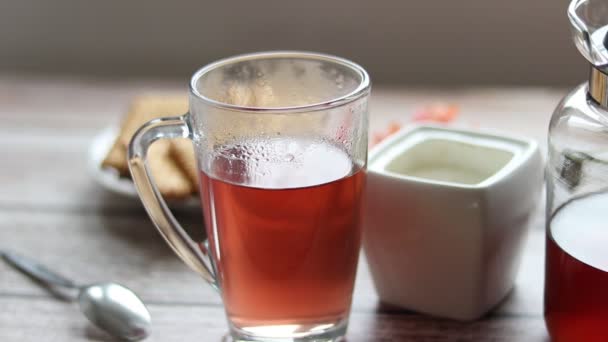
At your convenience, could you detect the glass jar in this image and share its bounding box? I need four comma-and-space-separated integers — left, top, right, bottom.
545, 1, 608, 341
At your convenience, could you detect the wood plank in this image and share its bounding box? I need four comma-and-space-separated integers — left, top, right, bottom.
0, 84, 560, 211
0, 135, 143, 211
0, 210, 216, 306
369, 87, 563, 149
0, 74, 563, 142
0, 296, 549, 341
0, 209, 545, 316
0, 75, 562, 136
0, 75, 183, 120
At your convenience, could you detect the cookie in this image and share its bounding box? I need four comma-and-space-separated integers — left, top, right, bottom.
170, 138, 199, 187
102, 139, 129, 176
116, 95, 189, 150
101, 94, 193, 199
147, 140, 194, 199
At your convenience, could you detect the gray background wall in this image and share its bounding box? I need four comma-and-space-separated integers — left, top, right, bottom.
1, 0, 584, 86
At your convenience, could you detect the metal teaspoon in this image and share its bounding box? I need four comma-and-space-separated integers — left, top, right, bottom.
1, 251, 151, 341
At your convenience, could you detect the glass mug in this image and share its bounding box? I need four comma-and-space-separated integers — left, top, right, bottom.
128, 51, 370, 341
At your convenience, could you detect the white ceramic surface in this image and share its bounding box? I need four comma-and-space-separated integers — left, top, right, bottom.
362, 124, 543, 321
88, 126, 140, 198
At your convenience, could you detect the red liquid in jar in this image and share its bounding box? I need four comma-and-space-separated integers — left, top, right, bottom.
545, 192, 608, 342
198, 137, 365, 327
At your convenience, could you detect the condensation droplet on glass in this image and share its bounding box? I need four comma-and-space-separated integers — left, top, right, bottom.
335, 74, 345, 89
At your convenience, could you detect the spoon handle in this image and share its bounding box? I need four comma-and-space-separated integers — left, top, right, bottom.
1, 251, 78, 289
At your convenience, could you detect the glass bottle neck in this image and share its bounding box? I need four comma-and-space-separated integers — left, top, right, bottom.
589, 66, 608, 107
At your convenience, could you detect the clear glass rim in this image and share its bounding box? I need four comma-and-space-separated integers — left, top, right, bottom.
189, 51, 371, 114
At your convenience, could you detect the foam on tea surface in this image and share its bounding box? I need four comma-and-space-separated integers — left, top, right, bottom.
206, 137, 354, 189
551, 192, 608, 272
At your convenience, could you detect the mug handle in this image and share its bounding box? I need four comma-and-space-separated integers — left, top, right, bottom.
127, 113, 216, 287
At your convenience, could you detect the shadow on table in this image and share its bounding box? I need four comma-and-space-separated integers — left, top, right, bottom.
95, 190, 207, 260
84, 324, 121, 342
362, 289, 550, 341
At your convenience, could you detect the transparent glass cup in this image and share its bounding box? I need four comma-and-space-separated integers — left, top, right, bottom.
128, 51, 370, 341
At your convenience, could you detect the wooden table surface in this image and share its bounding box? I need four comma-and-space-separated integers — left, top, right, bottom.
0, 75, 567, 341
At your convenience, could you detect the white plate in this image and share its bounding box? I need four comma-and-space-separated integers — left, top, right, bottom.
88, 126, 200, 207
88, 126, 139, 197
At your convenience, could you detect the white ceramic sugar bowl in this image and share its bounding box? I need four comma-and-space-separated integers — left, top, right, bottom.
362, 125, 543, 320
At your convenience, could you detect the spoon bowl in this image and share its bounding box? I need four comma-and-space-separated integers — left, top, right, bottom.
79, 282, 151, 341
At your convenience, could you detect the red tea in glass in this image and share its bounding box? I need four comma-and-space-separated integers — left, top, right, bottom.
199, 137, 365, 330
545, 192, 608, 342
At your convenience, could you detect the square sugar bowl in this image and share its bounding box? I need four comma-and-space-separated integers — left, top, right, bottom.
362, 124, 543, 320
